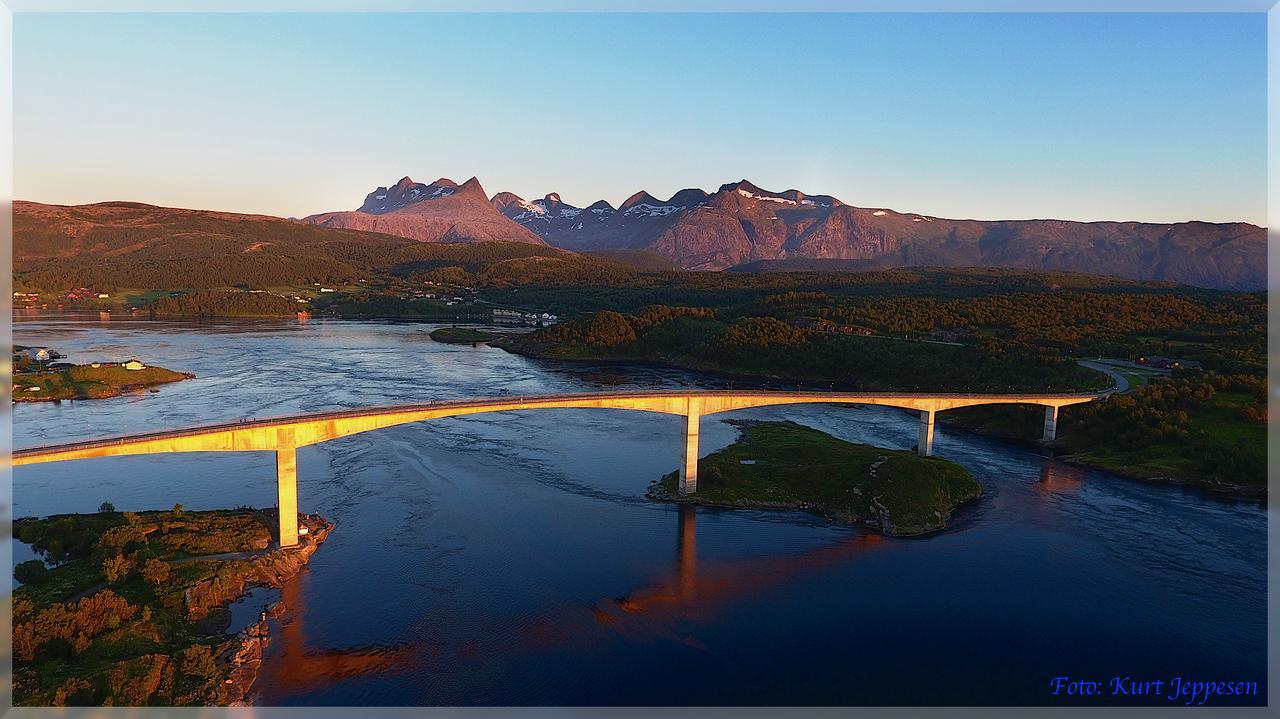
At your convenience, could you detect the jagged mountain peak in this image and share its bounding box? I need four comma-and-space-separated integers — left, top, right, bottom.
307, 173, 545, 245
457, 176, 487, 198
357, 176, 475, 214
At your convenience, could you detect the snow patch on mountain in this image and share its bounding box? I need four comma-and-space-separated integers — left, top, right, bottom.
735, 188, 830, 208
624, 203, 683, 218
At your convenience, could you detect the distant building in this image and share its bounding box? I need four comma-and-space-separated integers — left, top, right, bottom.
25, 348, 52, 362
1137, 355, 1202, 370
123, 359, 147, 371
492, 308, 556, 326
97, 293, 110, 299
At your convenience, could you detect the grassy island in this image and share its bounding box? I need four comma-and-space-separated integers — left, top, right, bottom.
649, 421, 982, 536
429, 326, 503, 345
14, 363, 194, 402
13, 506, 331, 707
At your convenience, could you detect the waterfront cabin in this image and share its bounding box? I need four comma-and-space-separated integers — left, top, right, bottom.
123, 359, 147, 371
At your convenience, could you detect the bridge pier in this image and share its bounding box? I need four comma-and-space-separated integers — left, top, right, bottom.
681, 399, 700, 495
277, 446, 299, 548
1042, 405, 1059, 442
917, 409, 935, 457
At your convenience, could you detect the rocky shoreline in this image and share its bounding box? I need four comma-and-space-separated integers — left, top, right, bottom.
214, 515, 333, 705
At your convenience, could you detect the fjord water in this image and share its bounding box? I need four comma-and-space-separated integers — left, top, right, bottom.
13, 314, 1266, 706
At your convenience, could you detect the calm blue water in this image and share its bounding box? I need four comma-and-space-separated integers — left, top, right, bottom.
12, 313, 1268, 706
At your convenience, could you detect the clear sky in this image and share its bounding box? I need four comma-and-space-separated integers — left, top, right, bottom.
14, 12, 1266, 224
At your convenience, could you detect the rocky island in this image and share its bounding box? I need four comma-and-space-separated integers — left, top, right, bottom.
12, 506, 331, 706
648, 420, 982, 536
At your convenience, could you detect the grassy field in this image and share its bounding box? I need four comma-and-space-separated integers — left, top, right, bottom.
652, 420, 982, 536
13, 365, 193, 402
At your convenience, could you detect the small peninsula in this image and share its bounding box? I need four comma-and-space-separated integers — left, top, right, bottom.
649, 421, 982, 536
13, 356, 193, 403
13, 506, 331, 706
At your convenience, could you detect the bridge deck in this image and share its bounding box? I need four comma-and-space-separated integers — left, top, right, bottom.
13, 389, 1099, 466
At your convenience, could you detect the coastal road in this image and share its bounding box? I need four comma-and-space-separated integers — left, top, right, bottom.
1077, 360, 1134, 395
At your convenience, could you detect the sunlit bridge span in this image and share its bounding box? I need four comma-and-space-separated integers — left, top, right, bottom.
11, 390, 1098, 547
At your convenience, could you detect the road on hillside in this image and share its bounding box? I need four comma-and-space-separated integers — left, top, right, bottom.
1077, 360, 1132, 395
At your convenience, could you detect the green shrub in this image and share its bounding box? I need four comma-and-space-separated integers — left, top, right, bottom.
14, 560, 49, 586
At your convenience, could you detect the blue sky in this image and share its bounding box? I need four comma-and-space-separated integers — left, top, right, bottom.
14, 12, 1266, 224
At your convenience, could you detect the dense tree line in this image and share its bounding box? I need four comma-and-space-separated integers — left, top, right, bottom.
807, 292, 1260, 342
519, 305, 1106, 393
630, 304, 718, 331
146, 290, 301, 317
1059, 372, 1266, 487
719, 316, 807, 348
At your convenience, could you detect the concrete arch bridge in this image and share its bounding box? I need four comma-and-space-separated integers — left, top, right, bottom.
12, 390, 1097, 547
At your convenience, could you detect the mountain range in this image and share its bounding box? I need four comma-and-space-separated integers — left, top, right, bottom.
302, 176, 545, 246
297, 175, 1265, 290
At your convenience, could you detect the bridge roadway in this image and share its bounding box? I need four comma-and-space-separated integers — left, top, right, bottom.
11, 389, 1098, 547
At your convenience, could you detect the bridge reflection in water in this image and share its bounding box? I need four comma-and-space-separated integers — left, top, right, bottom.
252, 503, 891, 701
12, 390, 1097, 547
